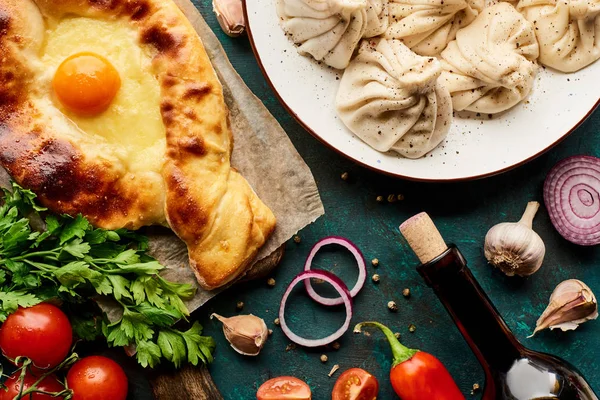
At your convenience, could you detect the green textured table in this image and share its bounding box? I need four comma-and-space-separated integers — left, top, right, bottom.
191, 2, 600, 398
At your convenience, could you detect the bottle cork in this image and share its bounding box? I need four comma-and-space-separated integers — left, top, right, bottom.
399, 212, 448, 264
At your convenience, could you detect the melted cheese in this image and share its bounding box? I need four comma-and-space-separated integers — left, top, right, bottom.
41, 17, 165, 173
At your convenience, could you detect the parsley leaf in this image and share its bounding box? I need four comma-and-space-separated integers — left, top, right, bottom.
157, 330, 187, 368
136, 340, 162, 368
59, 215, 89, 245
0, 291, 41, 322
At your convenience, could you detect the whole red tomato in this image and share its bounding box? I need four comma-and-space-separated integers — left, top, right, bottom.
257, 376, 312, 400
66, 355, 128, 400
0, 303, 73, 370
0, 371, 64, 400
332, 368, 379, 400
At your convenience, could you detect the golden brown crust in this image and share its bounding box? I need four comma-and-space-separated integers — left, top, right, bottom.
0, 0, 276, 289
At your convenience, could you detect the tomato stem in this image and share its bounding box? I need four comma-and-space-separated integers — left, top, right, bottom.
12, 353, 79, 400
354, 322, 418, 367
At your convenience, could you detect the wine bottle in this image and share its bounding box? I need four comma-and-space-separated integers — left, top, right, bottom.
400, 213, 598, 400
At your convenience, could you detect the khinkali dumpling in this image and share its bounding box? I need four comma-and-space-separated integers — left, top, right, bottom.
336, 39, 453, 158
364, 0, 389, 37
277, 0, 368, 69
438, 3, 539, 113
517, 0, 600, 72
385, 0, 484, 55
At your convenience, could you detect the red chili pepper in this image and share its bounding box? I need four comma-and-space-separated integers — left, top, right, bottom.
354, 321, 465, 400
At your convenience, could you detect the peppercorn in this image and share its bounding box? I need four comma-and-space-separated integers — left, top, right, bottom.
372, 274, 380, 283
320, 354, 328, 363
402, 288, 411, 298
387, 301, 398, 312
267, 278, 276, 287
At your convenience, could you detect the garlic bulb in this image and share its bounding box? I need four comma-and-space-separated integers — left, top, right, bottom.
484, 201, 545, 277
212, 0, 245, 37
211, 313, 268, 356
530, 279, 598, 337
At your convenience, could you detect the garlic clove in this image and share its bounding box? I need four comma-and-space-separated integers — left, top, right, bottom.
530, 279, 598, 337
484, 201, 546, 277
212, 0, 245, 37
211, 313, 269, 356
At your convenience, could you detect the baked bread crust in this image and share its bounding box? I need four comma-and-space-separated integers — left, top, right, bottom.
0, 0, 276, 289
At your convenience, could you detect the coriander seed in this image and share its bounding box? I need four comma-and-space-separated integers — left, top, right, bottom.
408, 324, 416, 333
402, 288, 411, 298
267, 278, 276, 287
397, 194, 405, 201
394, 332, 401, 340
371, 258, 379, 267
268, 329, 273, 336
236, 301, 244, 310
332, 342, 341, 350
372, 274, 380, 283
341, 172, 349, 181
376, 195, 384, 203
387, 301, 398, 312
274, 318, 280, 326
387, 194, 397, 203
320, 354, 328, 363
293, 235, 301, 244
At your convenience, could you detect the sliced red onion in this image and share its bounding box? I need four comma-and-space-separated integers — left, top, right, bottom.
544, 155, 600, 246
303, 236, 366, 306
279, 270, 352, 347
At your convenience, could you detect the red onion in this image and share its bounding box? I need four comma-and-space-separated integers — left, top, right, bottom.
279, 270, 353, 347
304, 236, 366, 306
544, 155, 600, 246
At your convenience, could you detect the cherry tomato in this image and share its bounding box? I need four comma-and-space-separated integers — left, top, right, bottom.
257, 376, 312, 400
0, 371, 64, 400
332, 368, 379, 400
66, 356, 128, 400
0, 303, 73, 370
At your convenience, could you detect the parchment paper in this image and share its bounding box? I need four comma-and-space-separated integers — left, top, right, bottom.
145, 1, 324, 311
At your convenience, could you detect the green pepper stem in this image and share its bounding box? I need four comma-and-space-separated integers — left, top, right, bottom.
354, 321, 419, 367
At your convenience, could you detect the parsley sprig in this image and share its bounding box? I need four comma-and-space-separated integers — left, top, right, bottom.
0, 183, 214, 368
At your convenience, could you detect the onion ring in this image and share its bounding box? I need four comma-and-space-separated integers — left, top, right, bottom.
304, 236, 366, 306
279, 270, 352, 347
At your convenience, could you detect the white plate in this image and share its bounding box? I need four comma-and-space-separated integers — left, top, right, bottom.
243, 1, 600, 181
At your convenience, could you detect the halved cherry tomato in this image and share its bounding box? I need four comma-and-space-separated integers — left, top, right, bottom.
257, 376, 312, 400
0, 303, 72, 370
66, 356, 128, 400
332, 368, 379, 400
0, 371, 64, 400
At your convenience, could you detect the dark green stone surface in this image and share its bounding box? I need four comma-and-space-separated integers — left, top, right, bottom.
192, 2, 600, 398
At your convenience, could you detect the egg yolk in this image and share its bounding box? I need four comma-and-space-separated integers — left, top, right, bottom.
53, 52, 121, 116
